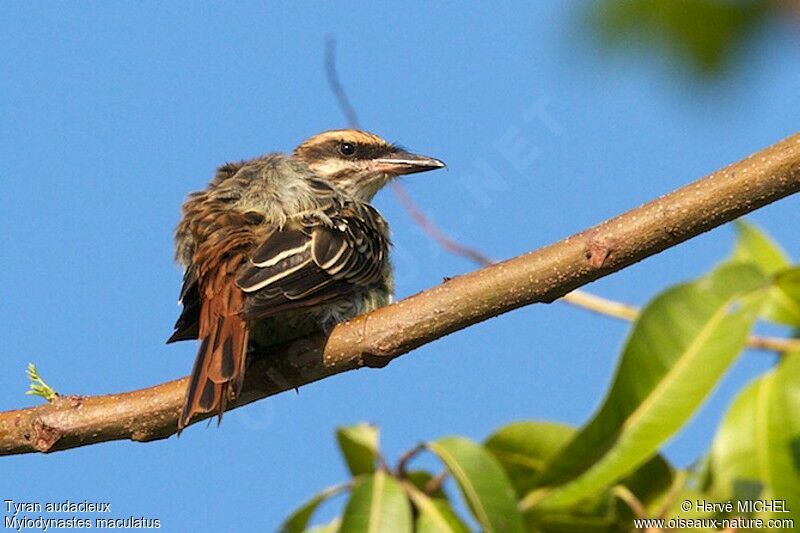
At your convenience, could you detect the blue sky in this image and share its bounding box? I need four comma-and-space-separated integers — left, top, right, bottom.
1, 2, 799, 530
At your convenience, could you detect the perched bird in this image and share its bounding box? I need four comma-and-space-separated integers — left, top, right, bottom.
169, 129, 445, 431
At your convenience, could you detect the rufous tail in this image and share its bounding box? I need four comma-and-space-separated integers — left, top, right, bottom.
178, 280, 248, 433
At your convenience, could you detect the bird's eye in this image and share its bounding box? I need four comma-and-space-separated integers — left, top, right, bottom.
337, 142, 356, 157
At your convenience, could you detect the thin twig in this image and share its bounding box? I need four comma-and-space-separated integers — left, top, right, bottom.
389, 181, 497, 266
424, 469, 448, 496
376, 452, 391, 474
395, 442, 425, 478
612, 485, 649, 520
744, 334, 800, 353
325, 36, 361, 130
560, 290, 639, 321
655, 469, 688, 520
563, 292, 800, 353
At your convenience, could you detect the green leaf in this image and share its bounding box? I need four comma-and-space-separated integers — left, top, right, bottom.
416, 500, 470, 533
528, 263, 766, 510
484, 421, 574, 496
726, 221, 800, 326
708, 352, 800, 527
731, 220, 791, 275
279, 484, 348, 533
428, 436, 525, 533
763, 267, 800, 327
709, 378, 765, 502
485, 421, 672, 528
589, 0, 768, 75
305, 518, 340, 533
404, 482, 470, 533
618, 453, 674, 509
336, 423, 380, 476
769, 354, 800, 519
339, 471, 412, 533
525, 504, 619, 533
725, 221, 800, 326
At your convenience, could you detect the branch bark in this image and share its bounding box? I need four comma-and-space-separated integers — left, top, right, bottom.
2, 133, 799, 456
322, 38, 799, 354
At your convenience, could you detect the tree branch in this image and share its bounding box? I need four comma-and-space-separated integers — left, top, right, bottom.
321, 38, 799, 355
2, 132, 799, 456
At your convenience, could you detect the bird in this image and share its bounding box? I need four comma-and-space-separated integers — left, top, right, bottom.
168, 129, 445, 432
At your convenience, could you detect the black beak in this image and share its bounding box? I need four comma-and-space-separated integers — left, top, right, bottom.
371, 150, 446, 175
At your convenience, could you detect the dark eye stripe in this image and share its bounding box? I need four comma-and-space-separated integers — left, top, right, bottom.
304, 139, 395, 161
333, 141, 394, 160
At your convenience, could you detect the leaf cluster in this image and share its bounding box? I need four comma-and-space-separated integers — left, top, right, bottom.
282, 221, 800, 532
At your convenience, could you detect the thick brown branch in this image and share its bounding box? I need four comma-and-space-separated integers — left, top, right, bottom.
2, 133, 800, 456
322, 38, 799, 354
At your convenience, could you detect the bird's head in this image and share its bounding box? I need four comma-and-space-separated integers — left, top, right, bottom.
293, 129, 445, 201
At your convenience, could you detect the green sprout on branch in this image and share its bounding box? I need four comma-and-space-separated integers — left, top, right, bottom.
26, 363, 58, 402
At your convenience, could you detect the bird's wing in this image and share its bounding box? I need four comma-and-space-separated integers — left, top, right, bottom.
166, 268, 201, 343
236, 202, 389, 320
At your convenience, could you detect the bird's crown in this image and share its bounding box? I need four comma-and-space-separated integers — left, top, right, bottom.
293, 129, 395, 163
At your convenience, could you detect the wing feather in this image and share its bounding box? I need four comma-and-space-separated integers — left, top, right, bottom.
237, 202, 389, 320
